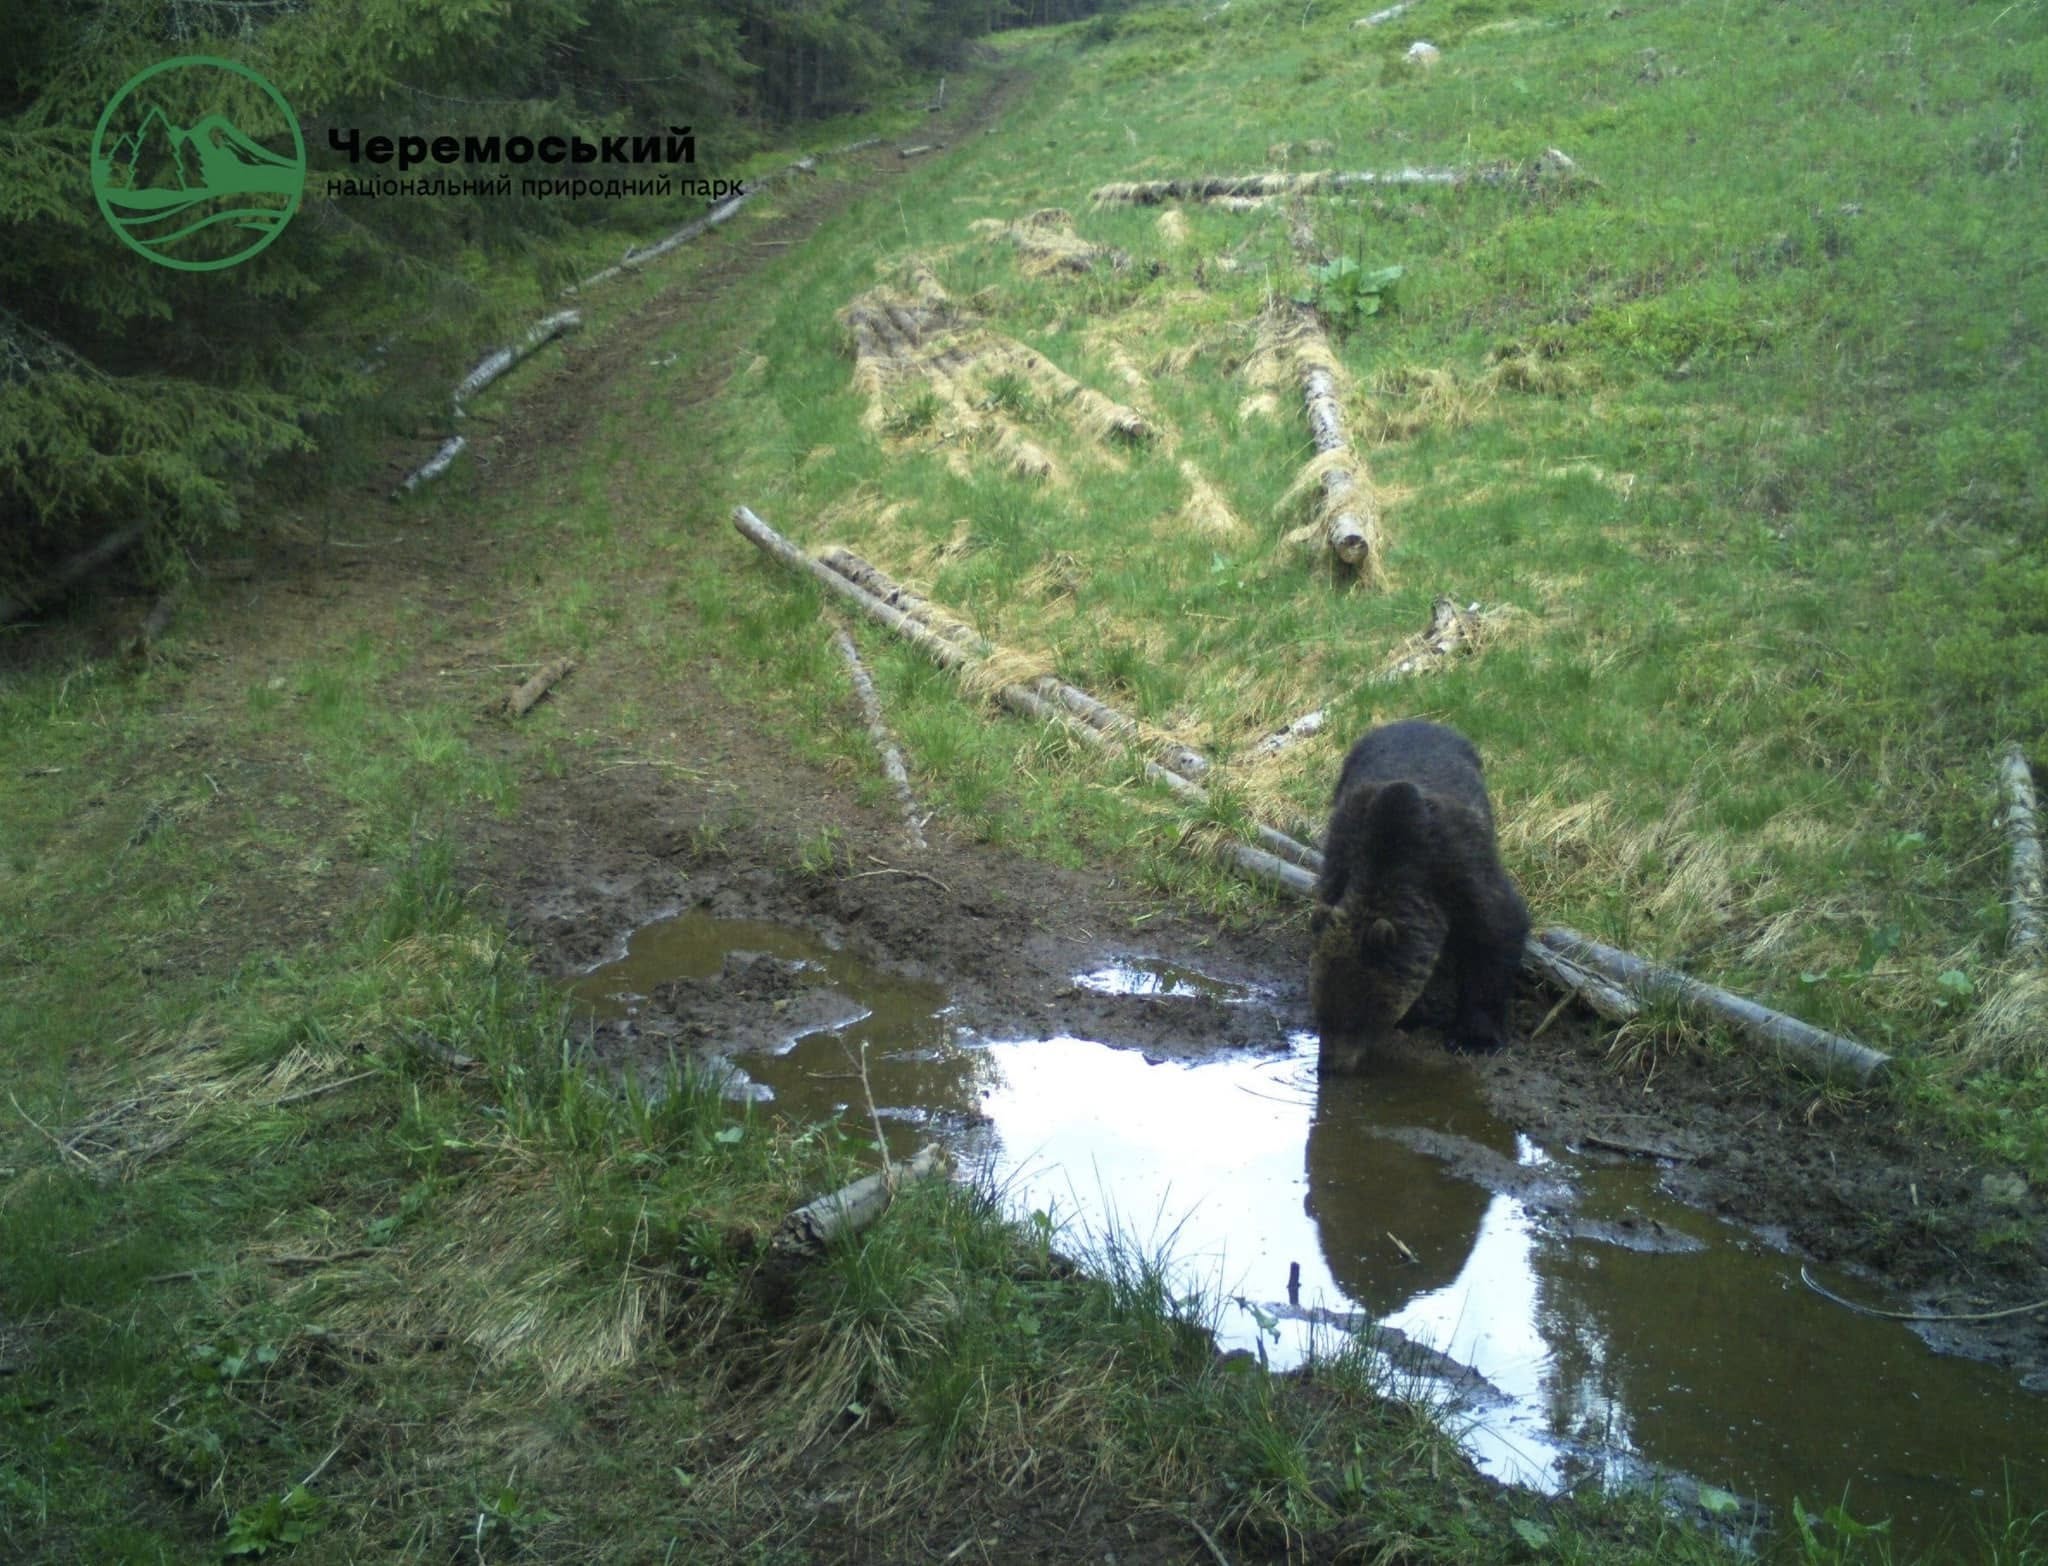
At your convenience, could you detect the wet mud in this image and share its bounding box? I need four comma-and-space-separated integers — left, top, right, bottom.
474, 751, 2048, 1552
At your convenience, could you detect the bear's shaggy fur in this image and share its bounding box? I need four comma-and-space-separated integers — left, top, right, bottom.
1310, 720, 1529, 1071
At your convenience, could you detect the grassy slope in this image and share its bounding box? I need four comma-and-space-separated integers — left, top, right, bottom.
2, 1, 2046, 1561
711, 0, 2048, 1157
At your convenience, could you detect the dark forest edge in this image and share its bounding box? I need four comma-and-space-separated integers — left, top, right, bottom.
0, 0, 1104, 608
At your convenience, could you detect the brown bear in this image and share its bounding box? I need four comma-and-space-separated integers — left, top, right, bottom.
1310, 720, 1529, 1071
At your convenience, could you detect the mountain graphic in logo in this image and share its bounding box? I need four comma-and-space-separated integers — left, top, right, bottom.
92, 56, 305, 271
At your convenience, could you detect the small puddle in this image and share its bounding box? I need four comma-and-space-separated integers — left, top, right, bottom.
570, 912, 2046, 1547
1070, 958, 1254, 1001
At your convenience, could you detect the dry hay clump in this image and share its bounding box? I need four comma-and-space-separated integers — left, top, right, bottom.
1177, 459, 1247, 540
1363, 364, 1494, 441
1960, 968, 2048, 1074
972, 207, 1131, 276
1020, 550, 1086, 604
839, 272, 1061, 480
979, 339, 1155, 449
1230, 732, 1342, 846
838, 264, 974, 425
1484, 339, 1599, 396
1101, 340, 1151, 397
1154, 208, 1190, 247
838, 260, 1154, 479
1500, 786, 1776, 959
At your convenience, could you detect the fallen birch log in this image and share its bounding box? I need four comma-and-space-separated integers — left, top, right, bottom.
566, 158, 818, 295
752, 1142, 950, 1311
1209, 810, 1881, 1075
396, 436, 466, 495
1300, 355, 1379, 571
1249, 709, 1326, 759
771, 1142, 949, 1260
816, 546, 1206, 778
394, 310, 582, 495
735, 507, 1310, 887
504, 656, 575, 717
1367, 596, 1511, 684
832, 626, 927, 849
746, 507, 1878, 1078
1092, 154, 1579, 207
1536, 928, 1891, 1083
2000, 745, 2045, 958
453, 310, 582, 408
1094, 167, 1479, 206
1518, 940, 1640, 1024
900, 144, 940, 159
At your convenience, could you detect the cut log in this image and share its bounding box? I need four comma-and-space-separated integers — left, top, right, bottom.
453, 310, 582, 409
1249, 709, 1326, 759
1301, 364, 1375, 568
770, 1142, 949, 1261
396, 435, 467, 495
1090, 155, 1580, 207
571, 188, 750, 292
505, 656, 575, 717
1179, 797, 1881, 1074
815, 546, 1206, 779
394, 310, 581, 496
1999, 745, 2045, 959
736, 508, 1304, 888
1367, 595, 1508, 684
751, 1142, 950, 1313
746, 507, 1883, 1081
1536, 928, 1890, 1083
1518, 940, 1640, 1024
1094, 168, 1476, 206
900, 144, 939, 159
832, 626, 927, 850
567, 154, 820, 294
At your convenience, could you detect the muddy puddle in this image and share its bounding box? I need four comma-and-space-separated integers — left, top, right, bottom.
571, 913, 2046, 1548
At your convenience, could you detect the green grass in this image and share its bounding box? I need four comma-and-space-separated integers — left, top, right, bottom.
664, 0, 2048, 1158
0, 807, 1774, 1562
6, 4, 2048, 1560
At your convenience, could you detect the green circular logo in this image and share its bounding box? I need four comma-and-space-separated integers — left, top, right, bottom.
91, 55, 305, 271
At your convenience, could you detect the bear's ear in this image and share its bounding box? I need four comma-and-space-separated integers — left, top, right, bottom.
1363, 779, 1430, 855
1363, 916, 1399, 949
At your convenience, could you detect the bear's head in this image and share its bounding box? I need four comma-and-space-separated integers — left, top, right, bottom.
1309, 780, 1449, 1073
